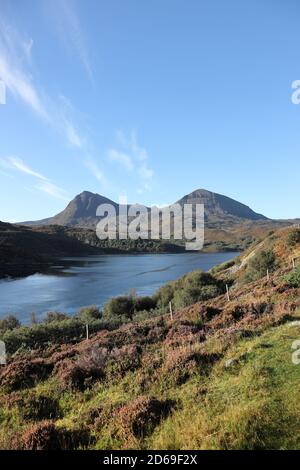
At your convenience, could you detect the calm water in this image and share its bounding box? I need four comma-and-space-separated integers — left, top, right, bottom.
0, 252, 238, 323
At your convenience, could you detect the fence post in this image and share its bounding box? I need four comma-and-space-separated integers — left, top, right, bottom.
86, 323, 89, 340
292, 258, 296, 270
267, 269, 270, 281
226, 284, 230, 302
169, 301, 173, 321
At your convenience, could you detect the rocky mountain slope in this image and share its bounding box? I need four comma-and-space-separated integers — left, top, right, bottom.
22, 188, 268, 229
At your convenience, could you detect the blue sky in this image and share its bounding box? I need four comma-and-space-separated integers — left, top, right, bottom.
0, 0, 300, 222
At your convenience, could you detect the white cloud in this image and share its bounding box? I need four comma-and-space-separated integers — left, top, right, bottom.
0, 156, 69, 200
22, 37, 34, 61
64, 121, 83, 148
108, 149, 134, 171
45, 0, 93, 81
139, 165, 154, 181
111, 130, 155, 192
85, 159, 105, 183
0, 156, 48, 180
34, 180, 69, 201
0, 18, 84, 148
0, 54, 48, 118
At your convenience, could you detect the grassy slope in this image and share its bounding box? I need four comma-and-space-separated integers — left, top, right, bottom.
1, 227, 300, 450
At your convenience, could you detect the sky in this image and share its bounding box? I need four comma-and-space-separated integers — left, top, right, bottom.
0, 0, 300, 222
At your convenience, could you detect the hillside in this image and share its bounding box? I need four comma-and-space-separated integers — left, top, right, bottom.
1, 227, 300, 450
0, 221, 99, 278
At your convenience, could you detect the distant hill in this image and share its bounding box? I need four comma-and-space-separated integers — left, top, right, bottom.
0, 222, 185, 278
22, 188, 268, 229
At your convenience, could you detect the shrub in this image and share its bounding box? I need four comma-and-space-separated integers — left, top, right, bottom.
103, 296, 134, 320
18, 394, 61, 421
56, 347, 108, 390
1, 318, 120, 355
173, 285, 221, 309
244, 250, 277, 283
20, 421, 90, 450
155, 270, 223, 309
134, 296, 157, 312
283, 267, 300, 288
43, 312, 69, 323
287, 229, 300, 247
0, 359, 53, 392
118, 396, 175, 438
75, 305, 102, 322
0, 315, 21, 334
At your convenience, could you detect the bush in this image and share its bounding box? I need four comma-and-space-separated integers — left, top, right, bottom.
244, 250, 277, 283
20, 421, 90, 450
134, 296, 157, 312
1, 318, 120, 354
103, 296, 134, 320
75, 305, 102, 323
155, 270, 224, 310
287, 229, 300, 247
0, 315, 21, 334
283, 267, 300, 288
43, 312, 69, 324
18, 394, 61, 421
118, 396, 175, 438
173, 285, 221, 309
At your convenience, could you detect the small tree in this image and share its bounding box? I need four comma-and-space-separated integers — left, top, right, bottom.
76, 305, 102, 323
0, 315, 21, 333
284, 267, 300, 288
43, 312, 69, 324
244, 250, 277, 283
103, 296, 134, 320
287, 229, 300, 247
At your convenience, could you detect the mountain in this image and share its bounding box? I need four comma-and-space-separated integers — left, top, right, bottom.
22, 188, 268, 229
23, 191, 119, 228
176, 189, 267, 225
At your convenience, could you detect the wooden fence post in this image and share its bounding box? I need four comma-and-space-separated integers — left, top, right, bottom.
86, 323, 89, 340
169, 301, 173, 321
267, 269, 270, 281
226, 284, 230, 302
292, 258, 296, 270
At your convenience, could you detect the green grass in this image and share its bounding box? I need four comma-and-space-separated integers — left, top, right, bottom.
147, 321, 300, 449
1, 317, 300, 449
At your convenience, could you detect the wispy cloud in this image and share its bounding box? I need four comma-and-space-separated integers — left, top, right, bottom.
0, 18, 84, 148
34, 180, 69, 201
64, 120, 83, 148
45, 0, 93, 81
5, 156, 48, 180
85, 159, 106, 184
108, 149, 134, 171
111, 130, 154, 193
0, 156, 69, 201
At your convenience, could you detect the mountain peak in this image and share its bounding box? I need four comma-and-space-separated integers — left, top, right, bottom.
21, 188, 268, 228
177, 188, 267, 222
